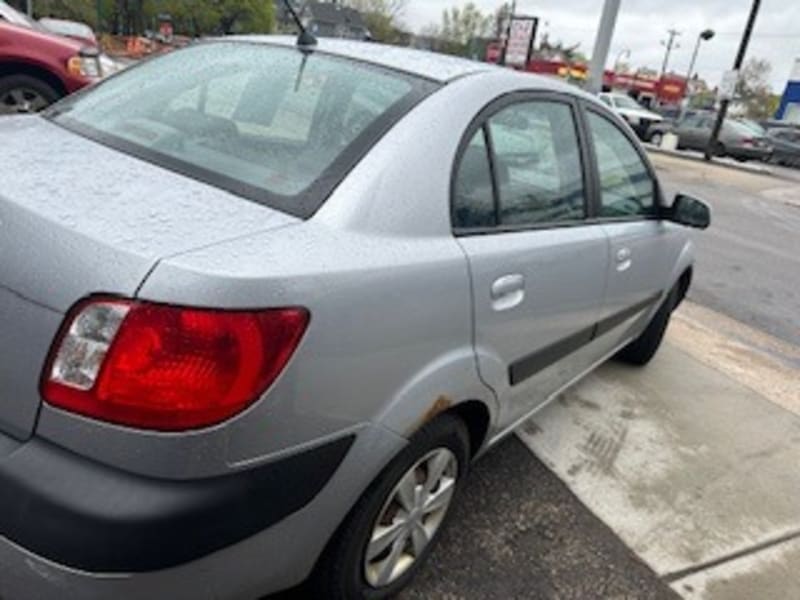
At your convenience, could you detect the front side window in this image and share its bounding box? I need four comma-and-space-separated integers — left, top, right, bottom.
587, 112, 656, 218
682, 115, 704, 128
50, 42, 435, 217
486, 101, 586, 226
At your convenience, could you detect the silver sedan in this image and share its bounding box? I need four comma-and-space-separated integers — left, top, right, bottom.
0, 36, 708, 600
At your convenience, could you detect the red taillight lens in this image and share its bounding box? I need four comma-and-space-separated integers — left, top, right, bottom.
42, 298, 309, 431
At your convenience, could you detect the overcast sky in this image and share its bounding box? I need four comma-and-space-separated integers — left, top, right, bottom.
399, 0, 799, 91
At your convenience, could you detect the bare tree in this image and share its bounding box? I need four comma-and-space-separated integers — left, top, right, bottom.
735, 57, 776, 119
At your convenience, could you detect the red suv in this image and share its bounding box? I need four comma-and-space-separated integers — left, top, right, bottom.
0, 1, 105, 114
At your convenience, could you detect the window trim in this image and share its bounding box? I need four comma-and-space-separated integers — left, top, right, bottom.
580, 101, 667, 223
451, 90, 593, 236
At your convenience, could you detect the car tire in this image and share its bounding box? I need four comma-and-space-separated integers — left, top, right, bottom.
649, 131, 664, 146
0, 75, 62, 115
312, 414, 470, 600
615, 287, 678, 366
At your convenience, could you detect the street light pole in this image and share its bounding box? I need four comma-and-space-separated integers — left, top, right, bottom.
704, 0, 761, 161
686, 29, 715, 83
587, 0, 621, 94
25, 0, 32, 17
684, 29, 715, 107
614, 48, 631, 72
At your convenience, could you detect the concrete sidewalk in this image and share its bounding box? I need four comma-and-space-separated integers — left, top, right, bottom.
517, 302, 800, 599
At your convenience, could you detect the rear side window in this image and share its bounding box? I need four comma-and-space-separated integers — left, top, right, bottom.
587, 112, 656, 218
488, 101, 586, 226
453, 99, 586, 230
50, 42, 437, 218
454, 129, 496, 228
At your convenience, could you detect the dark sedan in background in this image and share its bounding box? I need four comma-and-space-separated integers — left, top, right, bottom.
767, 127, 800, 167
649, 112, 773, 162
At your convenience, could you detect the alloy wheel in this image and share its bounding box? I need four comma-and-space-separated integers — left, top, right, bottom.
363, 447, 458, 588
0, 87, 50, 115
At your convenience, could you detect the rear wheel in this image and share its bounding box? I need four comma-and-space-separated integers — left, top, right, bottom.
313, 414, 469, 599
0, 75, 61, 115
616, 287, 678, 366
649, 131, 664, 146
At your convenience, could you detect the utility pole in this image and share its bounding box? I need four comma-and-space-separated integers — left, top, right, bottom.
659, 28, 681, 80
587, 0, 621, 94
25, 0, 32, 17
704, 0, 761, 160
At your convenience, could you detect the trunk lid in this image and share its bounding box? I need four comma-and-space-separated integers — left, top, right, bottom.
0, 116, 296, 439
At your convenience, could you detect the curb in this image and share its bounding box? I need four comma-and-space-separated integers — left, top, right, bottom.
644, 143, 774, 176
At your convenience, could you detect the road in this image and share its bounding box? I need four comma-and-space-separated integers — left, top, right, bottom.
653, 153, 800, 350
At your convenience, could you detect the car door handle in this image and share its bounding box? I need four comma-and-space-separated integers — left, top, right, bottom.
616, 247, 632, 272
491, 274, 525, 311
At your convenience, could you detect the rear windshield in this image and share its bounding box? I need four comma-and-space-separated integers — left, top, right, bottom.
49, 42, 438, 218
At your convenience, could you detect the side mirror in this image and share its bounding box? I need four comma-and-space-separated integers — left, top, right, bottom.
666, 194, 711, 229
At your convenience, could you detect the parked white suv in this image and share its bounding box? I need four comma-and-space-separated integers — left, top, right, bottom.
599, 92, 664, 139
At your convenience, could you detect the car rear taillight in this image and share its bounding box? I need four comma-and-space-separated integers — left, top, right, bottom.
741, 137, 755, 146
41, 298, 309, 431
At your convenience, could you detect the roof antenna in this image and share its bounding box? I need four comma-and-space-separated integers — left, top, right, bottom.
283, 0, 318, 49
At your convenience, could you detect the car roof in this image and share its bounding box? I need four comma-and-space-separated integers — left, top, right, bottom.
222, 35, 498, 83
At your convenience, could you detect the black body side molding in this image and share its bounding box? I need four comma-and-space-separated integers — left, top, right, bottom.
509, 292, 662, 386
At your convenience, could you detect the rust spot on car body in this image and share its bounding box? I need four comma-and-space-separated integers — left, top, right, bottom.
413, 395, 452, 433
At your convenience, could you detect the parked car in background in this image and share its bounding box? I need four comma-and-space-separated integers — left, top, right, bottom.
0, 36, 709, 600
767, 127, 800, 167
759, 118, 800, 132
598, 91, 664, 139
737, 118, 769, 137
0, 0, 114, 114
648, 113, 773, 161
39, 17, 97, 46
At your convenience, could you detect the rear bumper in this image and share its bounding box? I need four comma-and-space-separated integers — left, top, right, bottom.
0, 433, 353, 573
728, 146, 772, 161
0, 424, 405, 599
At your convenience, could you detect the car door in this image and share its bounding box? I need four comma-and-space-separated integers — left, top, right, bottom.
453, 94, 610, 431
583, 107, 680, 350
676, 114, 706, 149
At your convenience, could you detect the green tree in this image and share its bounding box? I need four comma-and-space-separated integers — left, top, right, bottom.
439, 3, 492, 46
26, 0, 273, 35
424, 2, 493, 56
343, 0, 408, 44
